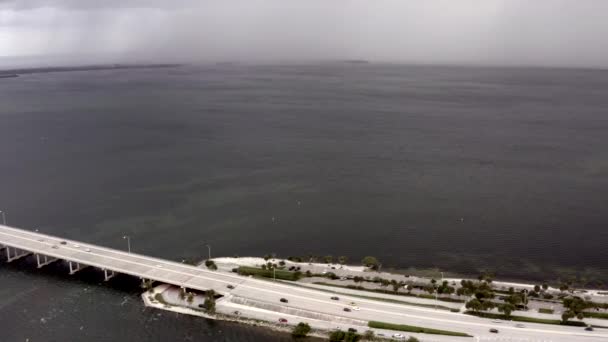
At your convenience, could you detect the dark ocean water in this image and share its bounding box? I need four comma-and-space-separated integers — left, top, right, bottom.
1, 63, 608, 341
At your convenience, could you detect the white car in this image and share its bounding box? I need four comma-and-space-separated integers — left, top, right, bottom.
73, 244, 80, 248
85, 248, 91, 252
352, 306, 361, 311
156, 264, 164, 268
392, 333, 404, 339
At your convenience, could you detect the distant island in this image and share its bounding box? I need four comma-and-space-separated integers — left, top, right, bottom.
0, 63, 180, 78
341, 59, 371, 64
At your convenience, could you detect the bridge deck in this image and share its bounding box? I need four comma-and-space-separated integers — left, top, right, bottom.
0, 224, 232, 293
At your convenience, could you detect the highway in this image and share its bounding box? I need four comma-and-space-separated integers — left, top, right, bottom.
1, 224, 606, 341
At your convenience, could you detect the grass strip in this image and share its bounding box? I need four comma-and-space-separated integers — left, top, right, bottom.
368, 321, 471, 337
583, 312, 608, 319
237, 266, 301, 281
538, 308, 554, 314
464, 311, 587, 326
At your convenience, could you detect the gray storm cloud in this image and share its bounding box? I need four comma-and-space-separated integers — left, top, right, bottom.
1, 0, 608, 68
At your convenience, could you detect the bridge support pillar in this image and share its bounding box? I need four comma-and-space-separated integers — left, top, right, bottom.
36, 254, 58, 268
103, 269, 116, 281
6, 246, 31, 262
68, 261, 88, 275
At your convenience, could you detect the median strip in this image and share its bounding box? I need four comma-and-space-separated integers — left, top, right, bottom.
368, 321, 472, 337
464, 311, 587, 326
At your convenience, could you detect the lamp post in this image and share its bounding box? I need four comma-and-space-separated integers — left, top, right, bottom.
204, 244, 211, 260
0, 211, 6, 225
435, 284, 438, 309
123, 235, 131, 253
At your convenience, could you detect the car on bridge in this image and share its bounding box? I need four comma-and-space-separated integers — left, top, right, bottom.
490, 328, 499, 333
278, 318, 288, 323
331, 296, 339, 300
280, 298, 288, 303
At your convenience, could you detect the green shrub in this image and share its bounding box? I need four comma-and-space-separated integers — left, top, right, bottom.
292, 322, 311, 338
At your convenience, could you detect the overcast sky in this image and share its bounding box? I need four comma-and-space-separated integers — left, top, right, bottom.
1, 0, 608, 68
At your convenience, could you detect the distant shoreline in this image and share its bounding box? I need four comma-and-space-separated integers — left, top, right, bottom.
0, 63, 181, 77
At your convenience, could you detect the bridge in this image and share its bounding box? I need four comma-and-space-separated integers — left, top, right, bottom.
1, 224, 607, 342
0, 224, 235, 294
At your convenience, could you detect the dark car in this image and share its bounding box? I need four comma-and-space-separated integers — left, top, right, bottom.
280, 298, 288, 303
348, 328, 357, 333
227, 284, 234, 289
60, 241, 67, 245
585, 326, 594, 331
343, 307, 351, 312
331, 296, 340, 300
489, 328, 499, 333
278, 318, 288, 323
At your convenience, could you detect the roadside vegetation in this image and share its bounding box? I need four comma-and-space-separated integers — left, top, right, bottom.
292, 322, 311, 338
237, 266, 302, 281
202, 290, 216, 314
559, 296, 608, 322
329, 329, 361, 342
205, 259, 218, 270
368, 321, 471, 337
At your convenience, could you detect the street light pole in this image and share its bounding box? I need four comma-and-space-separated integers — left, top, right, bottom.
435, 285, 438, 309
0, 211, 6, 225
204, 244, 211, 260
123, 235, 131, 253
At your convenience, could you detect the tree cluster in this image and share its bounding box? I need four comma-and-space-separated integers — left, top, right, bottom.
204, 259, 217, 270
329, 329, 361, 342
561, 296, 593, 322
292, 322, 311, 338
361, 256, 381, 271
202, 289, 216, 314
